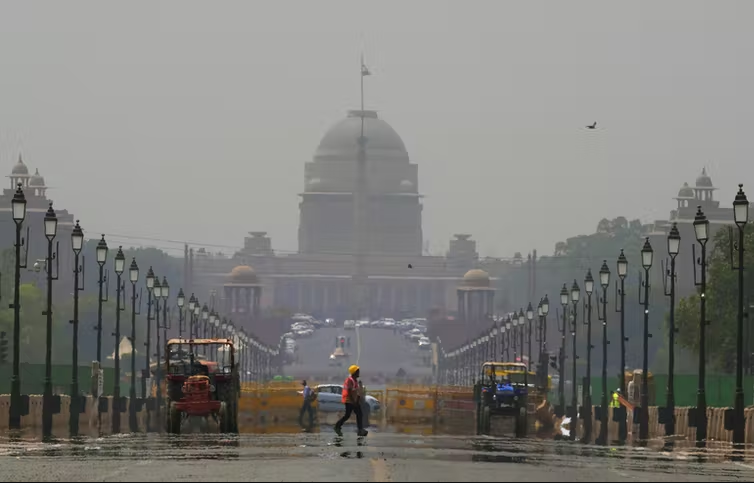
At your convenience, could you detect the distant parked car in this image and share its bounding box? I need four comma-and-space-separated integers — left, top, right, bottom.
303, 384, 381, 414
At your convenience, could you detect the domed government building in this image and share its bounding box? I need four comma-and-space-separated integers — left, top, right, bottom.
189, 108, 492, 323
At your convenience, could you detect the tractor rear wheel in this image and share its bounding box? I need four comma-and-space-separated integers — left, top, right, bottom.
167, 402, 182, 435
480, 406, 491, 435
219, 401, 239, 434
228, 399, 239, 433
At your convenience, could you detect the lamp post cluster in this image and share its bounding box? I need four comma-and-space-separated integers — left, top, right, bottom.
4, 182, 286, 438
438, 301, 549, 387
435, 183, 749, 447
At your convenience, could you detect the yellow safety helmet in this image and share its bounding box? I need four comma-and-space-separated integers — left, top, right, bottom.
348, 365, 360, 375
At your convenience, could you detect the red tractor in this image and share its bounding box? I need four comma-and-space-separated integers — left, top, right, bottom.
164, 338, 240, 434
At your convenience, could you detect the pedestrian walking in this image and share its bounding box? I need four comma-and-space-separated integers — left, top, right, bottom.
334, 365, 368, 436
299, 380, 315, 428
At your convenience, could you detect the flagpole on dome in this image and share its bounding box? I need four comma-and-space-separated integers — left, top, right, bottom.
360, 53, 371, 137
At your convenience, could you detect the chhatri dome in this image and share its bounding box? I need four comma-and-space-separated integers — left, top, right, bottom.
29, 168, 45, 187
226, 265, 260, 285
11, 154, 29, 176
461, 269, 491, 289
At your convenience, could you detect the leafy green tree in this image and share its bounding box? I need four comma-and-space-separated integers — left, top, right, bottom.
493, 216, 657, 374
675, 225, 754, 372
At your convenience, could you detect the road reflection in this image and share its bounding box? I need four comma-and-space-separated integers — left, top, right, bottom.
2, 425, 754, 472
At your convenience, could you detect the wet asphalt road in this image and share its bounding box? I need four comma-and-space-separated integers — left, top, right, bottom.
2, 430, 754, 482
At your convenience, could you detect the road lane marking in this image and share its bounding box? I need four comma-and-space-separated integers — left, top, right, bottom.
734, 462, 754, 470
101, 460, 152, 481
370, 457, 391, 482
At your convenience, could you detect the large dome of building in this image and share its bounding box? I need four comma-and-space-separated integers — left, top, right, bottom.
314, 110, 409, 163
299, 107, 423, 257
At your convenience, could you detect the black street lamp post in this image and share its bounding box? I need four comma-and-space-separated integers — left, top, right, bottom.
160, 277, 170, 353
663, 223, 681, 438
732, 184, 749, 448
638, 237, 654, 444
511, 317, 518, 361
570, 280, 581, 441
193, 302, 201, 342
559, 284, 568, 416
152, 276, 162, 427
500, 317, 511, 361
70, 220, 85, 436
615, 249, 629, 445
583, 270, 595, 444
210, 311, 218, 339
9, 183, 28, 431
491, 326, 498, 361
541, 295, 549, 354
94, 235, 108, 434
537, 301, 544, 360
518, 309, 526, 362
693, 206, 709, 447
505, 318, 511, 361
177, 289, 185, 339
597, 260, 611, 445
177, 289, 185, 338
42, 202, 59, 440
95, 236, 109, 365
128, 258, 140, 433
112, 246, 126, 434
193, 303, 201, 351
202, 304, 209, 354
616, 250, 628, 394
144, 267, 154, 431
526, 303, 534, 369
188, 294, 197, 338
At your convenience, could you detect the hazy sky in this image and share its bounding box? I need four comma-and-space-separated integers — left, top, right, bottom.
0, 1, 751, 258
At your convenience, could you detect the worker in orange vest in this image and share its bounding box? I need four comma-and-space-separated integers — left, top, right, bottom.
334, 365, 368, 437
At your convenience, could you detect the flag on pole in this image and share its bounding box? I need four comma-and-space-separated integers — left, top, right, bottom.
361, 54, 371, 76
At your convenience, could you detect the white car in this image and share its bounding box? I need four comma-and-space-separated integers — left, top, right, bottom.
343, 320, 356, 330
418, 338, 431, 350
307, 384, 381, 414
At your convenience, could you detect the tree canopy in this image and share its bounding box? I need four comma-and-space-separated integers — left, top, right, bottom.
79, 239, 184, 293
675, 225, 754, 372
491, 215, 660, 374
0, 241, 183, 366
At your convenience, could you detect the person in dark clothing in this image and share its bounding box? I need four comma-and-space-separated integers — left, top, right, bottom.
299, 380, 315, 428
334, 365, 368, 436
